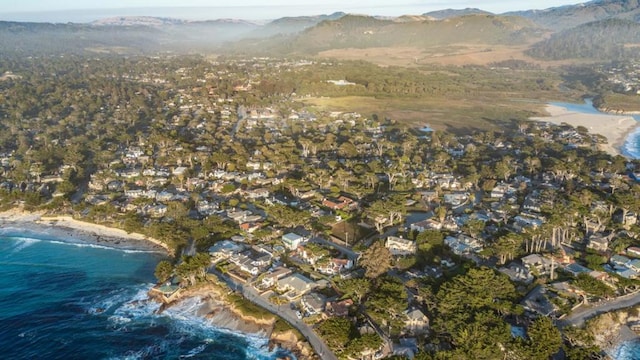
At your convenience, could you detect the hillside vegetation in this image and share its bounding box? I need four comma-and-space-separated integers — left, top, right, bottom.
509, 0, 640, 31
234, 14, 545, 56
527, 19, 640, 60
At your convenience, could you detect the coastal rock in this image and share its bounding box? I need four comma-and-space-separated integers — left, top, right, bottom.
152, 283, 275, 336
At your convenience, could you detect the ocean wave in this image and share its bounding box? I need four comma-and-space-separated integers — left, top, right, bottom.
88, 284, 293, 360
9, 237, 41, 253
622, 126, 640, 160
0, 229, 164, 254
613, 339, 640, 360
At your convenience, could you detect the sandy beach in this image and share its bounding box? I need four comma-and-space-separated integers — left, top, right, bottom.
531, 104, 640, 157
0, 209, 172, 255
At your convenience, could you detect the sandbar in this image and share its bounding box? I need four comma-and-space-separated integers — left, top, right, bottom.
531, 104, 640, 157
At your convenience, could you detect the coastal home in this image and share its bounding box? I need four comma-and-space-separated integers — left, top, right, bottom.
277, 273, 316, 300
301, 292, 327, 316
260, 266, 293, 288
208, 240, 245, 263
325, 298, 354, 318
385, 236, 417, 256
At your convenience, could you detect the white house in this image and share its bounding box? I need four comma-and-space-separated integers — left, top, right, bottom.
282, 233, 305, 251
385, 236, 417, 256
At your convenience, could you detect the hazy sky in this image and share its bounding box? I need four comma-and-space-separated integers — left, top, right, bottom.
0, 1, 587, 22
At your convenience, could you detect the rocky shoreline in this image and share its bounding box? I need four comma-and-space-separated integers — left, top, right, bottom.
585, 306, 640, 358
150, 282, 312, 359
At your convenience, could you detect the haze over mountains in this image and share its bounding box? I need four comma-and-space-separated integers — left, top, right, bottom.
1, 0, 640, 63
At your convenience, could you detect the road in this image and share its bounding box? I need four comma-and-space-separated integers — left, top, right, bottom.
208, 268, 337, 360
560, 290, 640, 327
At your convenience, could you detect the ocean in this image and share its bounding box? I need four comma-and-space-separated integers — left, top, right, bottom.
0, 233, 293, 360
550, 99, 640, 159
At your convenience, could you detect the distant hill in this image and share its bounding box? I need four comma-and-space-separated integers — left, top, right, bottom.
229, 14, 545, 56
508, 0, 640, 31
0, 18, 260, 54
424, 8, 493, 20
91, 16, 185, 26
250, 12, 346, 38
527, 18, 640, 60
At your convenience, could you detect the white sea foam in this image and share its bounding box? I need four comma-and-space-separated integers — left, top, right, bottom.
622, 126, 640, 160
9, 237, 41, 253
95, 284, 291, 360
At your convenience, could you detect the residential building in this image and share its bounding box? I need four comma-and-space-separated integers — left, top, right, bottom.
282, 232, 305, 251
385, 236, 417, 256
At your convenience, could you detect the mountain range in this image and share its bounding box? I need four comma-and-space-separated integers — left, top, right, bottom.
1, 0, 639, 63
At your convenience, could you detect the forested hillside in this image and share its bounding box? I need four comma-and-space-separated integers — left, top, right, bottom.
526, 19, 640, 60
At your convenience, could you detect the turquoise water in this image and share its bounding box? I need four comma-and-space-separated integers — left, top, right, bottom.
550, 99, 640, 159
613, 339, 640, 360
0, 233, 292, 359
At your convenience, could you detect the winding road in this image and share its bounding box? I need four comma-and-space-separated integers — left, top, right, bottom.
560, 290, 640, 327
208, 268, 337, 360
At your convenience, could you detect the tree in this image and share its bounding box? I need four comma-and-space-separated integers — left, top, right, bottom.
335, 277, 372, 304
317, 317, 355, 352
365, 276, 407, 335
154, 260, 174, 283
360, 240, 393, 279
265, 204, 311, 229
522, 317, 562, 360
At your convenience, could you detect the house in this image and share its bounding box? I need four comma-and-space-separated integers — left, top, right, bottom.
513, 214, 544, 231
628, 247, 640, 258
444, 234, 483, 256
491, 183, 516, 199
385, 236, 417, 256
404, 308, 429, 335
245, 188, 270, 199
322, 196, 358, 211
521, 254, 553, 276
208, 240, 244, 263
277, 273, 316, 300
499, 263, 534, 284
261, 266, 293, 288
611, 254, 631, 267
301, 292, 326, 315
443, 192, 468, 206
316, 258, 353, 275
521, 286, 558, 316
564, 263, 592, 277
282, 233, 305, 251
410, 219, 442, 232
229, 248, 272, 276
326, 298, 354, 317
586, 235, 610, 252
